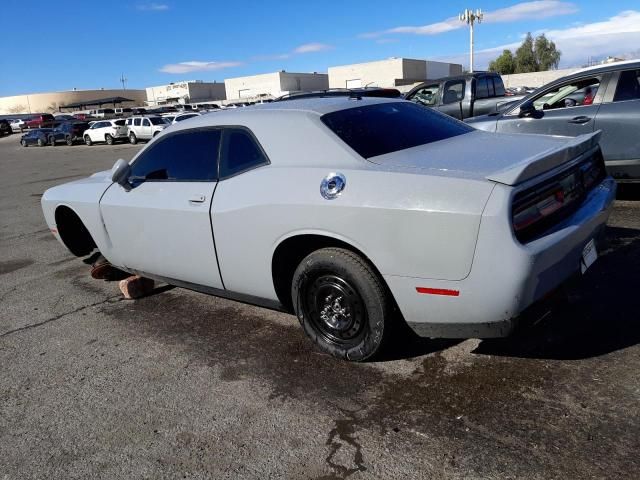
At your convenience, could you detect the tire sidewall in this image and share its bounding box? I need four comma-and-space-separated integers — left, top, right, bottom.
292, 250, 387, 361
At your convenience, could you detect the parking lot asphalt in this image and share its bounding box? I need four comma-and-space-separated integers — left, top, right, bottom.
1, 132, 639, 480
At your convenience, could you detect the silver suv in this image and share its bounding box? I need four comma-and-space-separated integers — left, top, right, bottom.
125, 116, 168, 144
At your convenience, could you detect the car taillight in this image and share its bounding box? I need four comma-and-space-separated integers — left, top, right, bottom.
512, 149, 606, 243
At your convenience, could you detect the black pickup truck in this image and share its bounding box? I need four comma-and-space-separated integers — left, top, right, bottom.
404, 72, 522, 120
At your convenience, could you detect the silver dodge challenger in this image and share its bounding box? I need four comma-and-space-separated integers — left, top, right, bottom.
42, 97, 616, 361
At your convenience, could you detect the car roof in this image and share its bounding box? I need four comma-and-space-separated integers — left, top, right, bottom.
571, 59, 640, 76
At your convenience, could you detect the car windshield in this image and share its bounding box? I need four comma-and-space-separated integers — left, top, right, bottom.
321, 101, 473, 159
149, 117, 166, 125
113, 120, 126, 126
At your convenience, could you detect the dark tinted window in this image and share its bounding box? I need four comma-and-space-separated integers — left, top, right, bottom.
442, 80, 465, 104
475, 78, 488, 99
321, 102, 472, 159
142, 119, 151, 126
150, 117, 165, 125
134, 118, 141, 126
129, 129, 221, 182
113, 119, 126, 126
613, 69, 640, 102
219, 128, 269, 178
493, 76, 505, 96
487, 78, 495, 97
409, 84, 440, 106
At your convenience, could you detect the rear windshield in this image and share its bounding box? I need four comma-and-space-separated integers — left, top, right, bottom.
149, 117, 166, 125
113, 119, 126, 126
321, 102, 472, 159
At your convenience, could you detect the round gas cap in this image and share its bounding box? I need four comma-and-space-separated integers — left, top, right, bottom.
320, 172, 346, 200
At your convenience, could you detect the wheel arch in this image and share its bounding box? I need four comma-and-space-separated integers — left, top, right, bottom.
54, 205, 97, 257
271, 232, 394, 314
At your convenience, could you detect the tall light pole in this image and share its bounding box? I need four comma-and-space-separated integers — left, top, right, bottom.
120, 73, 128, 90
459, 8, 483, 73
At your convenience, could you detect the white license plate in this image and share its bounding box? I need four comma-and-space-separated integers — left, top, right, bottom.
581, 239, 598, 274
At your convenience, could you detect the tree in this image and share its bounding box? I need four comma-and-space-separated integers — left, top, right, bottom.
488, 32, 561, 74
514, 33, 539, 73
534, 34, 561, 70
488, 49, 515, 74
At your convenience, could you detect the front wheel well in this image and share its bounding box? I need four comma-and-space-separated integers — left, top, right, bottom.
54, 206, 97, 257
271, 234, 389, 313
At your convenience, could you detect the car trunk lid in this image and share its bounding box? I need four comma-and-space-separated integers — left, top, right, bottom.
368, 130, 602, 186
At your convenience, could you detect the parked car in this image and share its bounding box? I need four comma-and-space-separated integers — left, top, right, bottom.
48, 122, 90, 146
465, 60, 640, 182
10, 119, 27, 132
0, 119, 12, 136
41, 98, 615, 361
83, 119, 128, 145
131, 107, 147, 115
54, 114, 77, 121
404, 72, 523, 120
114, 107, 133, 116
88, 108, 115, 118
20, 128, 54, 147
73, 113, 95, 121
125, 116, 168, 143
170, 112, 201, 124
25, 114, 56, 129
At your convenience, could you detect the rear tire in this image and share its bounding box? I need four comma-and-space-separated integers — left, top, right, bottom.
20, 139, 27, 147
49, 136, 56, 146
129, 132, 137, 144
291, 247, 392, 361
66, 136, 74, 146
105, 134, 114, 145
37, 138, 45, 147
84, 135, 92, 146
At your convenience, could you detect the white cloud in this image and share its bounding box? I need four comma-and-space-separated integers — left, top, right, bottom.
293, 43, 332, 54
362, 1, 577, 38
136, 3, 169, 11
159, 61, 243, 74
437, 10, 640, 69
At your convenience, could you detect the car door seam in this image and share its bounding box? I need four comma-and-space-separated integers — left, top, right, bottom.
209, 180, 226, 290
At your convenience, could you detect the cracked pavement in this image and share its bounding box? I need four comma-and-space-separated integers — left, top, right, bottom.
0, 134, 639, 479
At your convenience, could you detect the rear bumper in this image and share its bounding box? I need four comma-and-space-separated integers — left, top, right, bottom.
606, 158, 640, 182
387, 177, 617, 338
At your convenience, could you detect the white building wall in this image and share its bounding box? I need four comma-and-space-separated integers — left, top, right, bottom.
146, 81, 226, 105
328, 58, 406, 89
225, 72, 328, 100
501, 68, 578, 88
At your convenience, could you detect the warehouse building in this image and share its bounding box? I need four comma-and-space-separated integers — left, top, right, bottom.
146, 81, 226, 106
224, 71, 329, 101
0, 89, 146, 115
328, 58, 463, 89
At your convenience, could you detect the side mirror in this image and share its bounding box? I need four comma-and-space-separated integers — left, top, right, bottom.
111, 159, 132, 191
518, 100, 540, 118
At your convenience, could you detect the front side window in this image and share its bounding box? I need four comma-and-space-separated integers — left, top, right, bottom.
219, 128, 269, 179
613, 69, 640, 102
321, 102, 472, 159
409, 84, 440, 106
133, 118, 141, 126
149, 117, 165, 125
493, 77, 505, 96
529, 77, 600, 111
113, 119, 126, 126
143, 119, 151, 126
129, 129, 221, 183
442, 80, 465, 104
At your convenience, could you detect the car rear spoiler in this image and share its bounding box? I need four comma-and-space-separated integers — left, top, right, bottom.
485, 130, 602, 186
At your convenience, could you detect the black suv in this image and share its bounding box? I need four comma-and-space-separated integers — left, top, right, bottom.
0, 119, 11, 136
48, 122, 90, 146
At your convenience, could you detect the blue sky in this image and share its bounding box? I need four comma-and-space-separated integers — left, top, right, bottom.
1, 0, 639, 96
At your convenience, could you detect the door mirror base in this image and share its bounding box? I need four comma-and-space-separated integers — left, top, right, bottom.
111, 159, 132, 191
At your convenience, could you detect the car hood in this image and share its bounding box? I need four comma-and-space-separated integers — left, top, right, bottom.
368, 130, 602, 186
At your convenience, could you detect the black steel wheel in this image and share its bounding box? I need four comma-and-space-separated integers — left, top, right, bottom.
292, 247, 392, 361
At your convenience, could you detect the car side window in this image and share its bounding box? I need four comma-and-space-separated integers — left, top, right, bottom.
219, 128, 269, 179
409, 84, 440, 106
143, 118, 150, 126
493, 77, 505, 96
129, 129, 221, 183
442, 80, 465, 104
529, 77, 600, 111
613, 69, 640, 102
134, 118, 141, 126
475, 78, 488, 99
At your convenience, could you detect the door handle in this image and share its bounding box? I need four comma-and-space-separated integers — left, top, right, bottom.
568, 116, 591, 124
188, 194, 206, 203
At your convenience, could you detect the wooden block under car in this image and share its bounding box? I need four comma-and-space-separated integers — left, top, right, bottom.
118, 275, 155, 299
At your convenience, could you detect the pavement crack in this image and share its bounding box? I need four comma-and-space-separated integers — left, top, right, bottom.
0, 295, 121, 339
